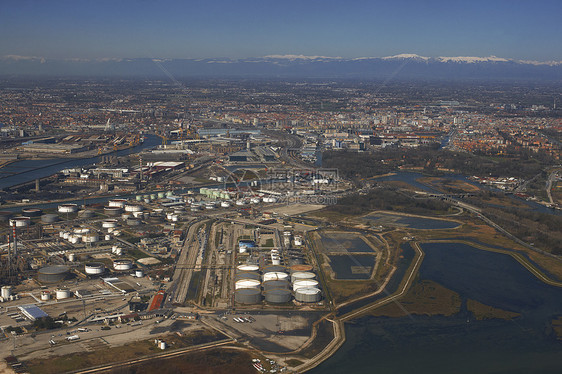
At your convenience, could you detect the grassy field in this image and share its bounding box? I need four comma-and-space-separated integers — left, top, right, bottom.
25, 329, 225, 374
370, 280, 462, 317
551, 316, 562, 340
466, 299, 521, 320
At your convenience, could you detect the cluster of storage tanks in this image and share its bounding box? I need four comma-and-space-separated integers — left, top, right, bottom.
192, 189, 278, 212
234, 264, 321, 305
59, 229, 99, 245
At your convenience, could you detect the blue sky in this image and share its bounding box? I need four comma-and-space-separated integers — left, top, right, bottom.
1, 0, 561, 61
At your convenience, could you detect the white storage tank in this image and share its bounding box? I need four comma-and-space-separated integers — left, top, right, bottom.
124, 205, 143, 213
82, 233, 99, 243
105, 234, 111, 241
263, 272, 289, 282
69, 235, 80, 244
108, 199, 127, 208
135, 269, 144, 278
41, 290, 51, 301
291, 271, 316, 283
293, 279, 319, 291
237, 264, 260, 272
295, 287, 322, 303
220, 201, 230, 208
1, 286, 12, 299
62, 232, 70, 240
67, 253, 76, 262
84, 262, 105, 275
55, 288, 72, 299
113, 260, 133, 271
9, 217, 31, 227
234, 279, 261, 290
102, 219, 118, 229
58, 204, 78, 213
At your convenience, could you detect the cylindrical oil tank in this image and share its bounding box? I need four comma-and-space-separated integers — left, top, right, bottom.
135, 269, 144, 278
235, 272, 261, 282
291, 271, 316, 283
263, 272, 289, 282
102, 219, 118, 228
41, 214, 59, 223
104, 206, 122, 216
82, 233, 99, 243
290, 264, 313, 273
67, 253, 76, 262
271, 257, 281, 266
62, 232, 70, 240
108, 199, 127, 208
263, 265, 286, 273
263, 280, 290, 290
69, 235, 80, 244
0, 211, 13, 222
105, 234, 111, 241
265, 288, 292, 303
293, 279, 319, 291
124, 204, 142, 213
55, 288, 72, 299
58, 204, 78, 213
126, 218, 141, 226
135, 195, 143, 201
237, 264, 260, 272
295, 287, 321, 303
234, 279, 261, 290
84, 262, 105, 275
22, 208, 42, 217
78, 210, 95, 219
38, 265, 69, 283
1, 286, 12, 299
40, 290, 51, 301
9, 217, 31, 227
158, 192, 165, 199
113, 260, 133, 271
132, 211, 143, 218
235, 288, 261, 304
114, 247, 122, 255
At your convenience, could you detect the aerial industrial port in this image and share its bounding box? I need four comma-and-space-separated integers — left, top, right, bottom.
0, 78, 560, 374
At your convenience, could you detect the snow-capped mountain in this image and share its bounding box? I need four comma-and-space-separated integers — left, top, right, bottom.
1, 54, 561, 79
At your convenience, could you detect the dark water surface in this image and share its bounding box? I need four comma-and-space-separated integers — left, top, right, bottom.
312, 242, 562, 373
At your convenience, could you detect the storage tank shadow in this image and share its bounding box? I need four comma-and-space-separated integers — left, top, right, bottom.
37, 265, 71, 284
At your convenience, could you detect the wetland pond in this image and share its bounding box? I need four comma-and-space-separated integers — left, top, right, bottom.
314, 242, 562, 373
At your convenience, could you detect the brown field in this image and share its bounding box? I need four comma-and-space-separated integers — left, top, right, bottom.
467, 299, 520, 320
371, 280, 461, 317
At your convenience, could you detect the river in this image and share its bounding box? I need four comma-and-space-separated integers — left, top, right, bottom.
311, 242, 562, 374
0, 135, 161, 190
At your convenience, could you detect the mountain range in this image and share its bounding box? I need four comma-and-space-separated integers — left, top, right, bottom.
1, 54, 561, 80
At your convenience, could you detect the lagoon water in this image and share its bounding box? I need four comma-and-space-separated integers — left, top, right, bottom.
312, 242, 562, 373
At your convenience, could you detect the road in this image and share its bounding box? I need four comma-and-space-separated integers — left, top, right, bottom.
169, 219, 208, 305
68, 338, 235, 374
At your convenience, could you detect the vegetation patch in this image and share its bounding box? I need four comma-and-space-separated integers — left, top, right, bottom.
370, 280, 461, 317
467, 299, 521, 320
551, 316, 562, 340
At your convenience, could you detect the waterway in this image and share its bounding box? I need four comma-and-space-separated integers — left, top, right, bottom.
0, 134, 161, 190
313, 241, 562, 373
